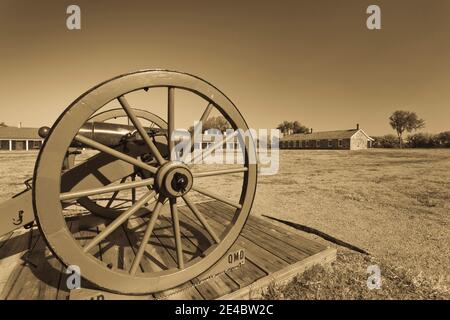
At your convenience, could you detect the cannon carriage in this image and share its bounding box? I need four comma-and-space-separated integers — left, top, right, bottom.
0, 70, 257, 295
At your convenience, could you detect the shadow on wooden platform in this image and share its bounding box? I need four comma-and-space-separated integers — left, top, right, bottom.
0, 200, 336, 300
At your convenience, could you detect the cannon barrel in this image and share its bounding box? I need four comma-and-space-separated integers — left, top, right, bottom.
76, 122, 136, 146
3, 122, 166, 238
40, 122, 138, 147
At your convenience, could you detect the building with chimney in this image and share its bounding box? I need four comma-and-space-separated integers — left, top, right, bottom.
279, 124, 374, 150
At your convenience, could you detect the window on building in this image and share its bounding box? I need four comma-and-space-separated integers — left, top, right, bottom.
328, 140, 332, 147
305, 141, 309, 147
0, 140, 9, 150
316, 140, 320, 148
338, 139, 342, 148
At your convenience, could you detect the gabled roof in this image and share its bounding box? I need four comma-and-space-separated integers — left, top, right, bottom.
0, 127, 42, 139
281, 129, 374, 141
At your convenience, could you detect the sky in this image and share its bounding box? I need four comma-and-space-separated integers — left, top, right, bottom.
0, 0, 449, 135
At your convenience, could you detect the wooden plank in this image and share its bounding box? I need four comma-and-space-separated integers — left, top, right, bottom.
156, 284, 204, 301
0, 228, 32, 299
232, 236, 287, 274
0, 202, 334, 300
212, 201, 326, 254
68, 216, 160, 300
179, 205, 287, 275
175, 208, 267, 287
70, 287, 152, 300
163, 213, 241, 300
123, 218, 158, 273
0, 232, 13, 249
151, 216, 214, 300
193, 272, 239, 300
197, 202, 309, 264
71, 218, 102, 291
127, 217, 203, 300
154, 216, 201, 263
218, 247, 337, 300
98, 223, 127, 270
6, 233, 61, 300
127, 217, 179, 272
225, 256, 267, 289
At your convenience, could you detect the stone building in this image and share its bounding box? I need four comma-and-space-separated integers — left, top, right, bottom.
279, 125, 373, 150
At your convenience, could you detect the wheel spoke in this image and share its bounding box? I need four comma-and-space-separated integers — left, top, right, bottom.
60, 177, 154, 201
106, 177, 128, 208
83, 191, 156, 253
74, 134, 157, 174
168, 87, 175, 161
131, 174, 136, 205
199, 103, 214, 125
118, 95, 166, 165
191, 186, 242, 209
181, 103, 213, 162
129, 195, 165, 275
182, 195, 220, 244
191, 130, 239, 164
170, 198, 184, 269
192, 167, 247, 178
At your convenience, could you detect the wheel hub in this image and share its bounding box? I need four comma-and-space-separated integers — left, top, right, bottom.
156, 162, 193, 197
171, 172, 189, 192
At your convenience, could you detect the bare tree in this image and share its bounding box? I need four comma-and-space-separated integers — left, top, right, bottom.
389, 110, 425, 148
0, 122, 7, 127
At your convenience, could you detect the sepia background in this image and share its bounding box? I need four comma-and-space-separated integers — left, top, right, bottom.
0, 0, 449, 300
0, 0, 450, 134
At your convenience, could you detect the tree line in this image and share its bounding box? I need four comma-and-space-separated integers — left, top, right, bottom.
276, 110, 449, 149
276, 121, 309, 135
373, 110, 448, 148
372, 132, 450, 148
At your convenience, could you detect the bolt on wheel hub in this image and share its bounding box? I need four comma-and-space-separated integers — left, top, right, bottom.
156, 162, 193, 197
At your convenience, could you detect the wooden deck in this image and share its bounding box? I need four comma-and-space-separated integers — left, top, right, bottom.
0, 200, 336, 300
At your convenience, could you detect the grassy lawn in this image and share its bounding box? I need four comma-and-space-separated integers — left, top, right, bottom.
254, 149, 450, 299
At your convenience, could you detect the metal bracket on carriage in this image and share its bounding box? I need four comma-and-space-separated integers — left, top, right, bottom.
69, 249, 246, 300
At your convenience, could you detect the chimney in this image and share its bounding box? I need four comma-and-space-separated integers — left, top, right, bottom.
356, 123, 360, 130
18, 122, 22, 129
310, 128, 313, 134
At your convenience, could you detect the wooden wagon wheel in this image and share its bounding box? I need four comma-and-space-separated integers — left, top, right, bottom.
33, 70, 257, 294
77, 108, 167, 219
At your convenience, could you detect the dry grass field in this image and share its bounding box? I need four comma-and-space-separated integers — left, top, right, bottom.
0, 148, 449, 299
257, 149, 450, 299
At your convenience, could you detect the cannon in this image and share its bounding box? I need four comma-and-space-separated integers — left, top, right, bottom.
0, 70, 257, 295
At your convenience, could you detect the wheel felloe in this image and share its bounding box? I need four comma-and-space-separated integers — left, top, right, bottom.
33, 70, 257, 294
